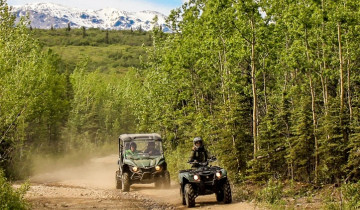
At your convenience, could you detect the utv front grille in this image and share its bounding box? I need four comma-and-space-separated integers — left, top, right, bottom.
142, 173, 152, 180
141, 168, 154, 173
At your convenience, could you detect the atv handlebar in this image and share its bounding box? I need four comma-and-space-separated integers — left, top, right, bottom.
188, 156, 217, 165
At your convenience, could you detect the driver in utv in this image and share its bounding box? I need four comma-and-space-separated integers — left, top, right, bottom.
144, 141, 160, 155
189, 137, 208, 167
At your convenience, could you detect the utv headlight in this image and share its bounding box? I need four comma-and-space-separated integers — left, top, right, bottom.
216, 171, 222, 179
132, 166, 138, 172
193, 175, 200, 181
155, 165, 161, 171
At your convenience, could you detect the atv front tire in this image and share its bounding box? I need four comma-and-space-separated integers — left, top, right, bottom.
223, 179, 232, 204
122, 172, 131, 192
184, 183, 196, 207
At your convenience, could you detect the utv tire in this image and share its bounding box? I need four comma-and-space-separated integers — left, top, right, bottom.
122, 172, 131, 192
180, 186, 186, 205
163, 170, 171, 188
184, 183, 196, 208
223, 179, 232, 204
115, 171, 122, 189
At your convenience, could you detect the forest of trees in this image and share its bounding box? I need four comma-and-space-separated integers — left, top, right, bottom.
1, 0, 360, 207
124, 0, 360, 186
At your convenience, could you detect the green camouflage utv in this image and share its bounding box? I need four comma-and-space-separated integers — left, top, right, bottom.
115, 133, 170, 192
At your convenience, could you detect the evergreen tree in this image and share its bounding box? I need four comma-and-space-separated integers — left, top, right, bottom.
82, 26, 86, 38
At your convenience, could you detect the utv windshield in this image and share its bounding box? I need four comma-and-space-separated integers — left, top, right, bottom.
123, 139, 163, 160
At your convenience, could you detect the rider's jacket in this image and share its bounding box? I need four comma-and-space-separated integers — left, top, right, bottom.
189, 146, 208, 163
125, 149, 138, 157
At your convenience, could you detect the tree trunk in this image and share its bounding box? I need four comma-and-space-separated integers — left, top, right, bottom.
250, 18, 258, 158
338, 23, 345, 117
263, 68, 268, 115
338, 23, 348, 143
345, 38, 353, 121
321, 0, 329, 140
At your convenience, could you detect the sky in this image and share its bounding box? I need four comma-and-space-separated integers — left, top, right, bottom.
7, 0, 189, 15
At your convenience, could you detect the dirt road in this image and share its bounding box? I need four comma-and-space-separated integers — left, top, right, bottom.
23, 154, 260, 209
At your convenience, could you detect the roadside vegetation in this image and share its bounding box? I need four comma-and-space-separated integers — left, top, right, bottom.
0, 170, 29, 210
1, 0, 360, 208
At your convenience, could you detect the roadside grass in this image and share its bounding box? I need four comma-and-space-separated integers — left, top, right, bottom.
232, 180, 360, 209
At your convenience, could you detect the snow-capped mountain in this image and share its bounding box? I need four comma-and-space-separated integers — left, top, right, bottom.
11, 2, 170, 32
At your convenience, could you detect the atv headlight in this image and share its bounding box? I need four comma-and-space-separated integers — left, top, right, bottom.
155, 165, 161, 171
216, 171, 222, 179
193, 174, 200, 181
132, 166, 138, 172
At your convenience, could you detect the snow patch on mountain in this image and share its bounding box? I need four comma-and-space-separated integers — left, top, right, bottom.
12, 2, 170, 32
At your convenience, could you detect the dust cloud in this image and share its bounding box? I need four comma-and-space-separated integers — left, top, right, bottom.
30, 153, 118, 189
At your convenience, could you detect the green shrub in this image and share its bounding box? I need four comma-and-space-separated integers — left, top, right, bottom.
256, 178, 283, 204
323, 182, 360, 210
0, 170, 29, 210
341, 181, 360, 209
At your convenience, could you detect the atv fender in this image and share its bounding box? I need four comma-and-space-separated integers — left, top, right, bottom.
180, 177, 189, 195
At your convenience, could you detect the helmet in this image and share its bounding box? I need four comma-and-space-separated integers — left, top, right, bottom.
193, 137, 203, 149
130, 142, 137, 149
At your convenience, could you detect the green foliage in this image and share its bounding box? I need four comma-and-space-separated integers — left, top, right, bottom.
0, 0, 69, 178
33, 28, 152, 47
256, 178, 283, 204
341, 181, 360, 209
32, 28, 150, 73
323, 182, 360, 210
0, 170, 29, 210
122, 0, 360, 187
62, 60, 135, 151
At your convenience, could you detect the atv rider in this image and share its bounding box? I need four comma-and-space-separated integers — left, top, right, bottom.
144, 141, 160, 156
189, 137, 208, 167
125, 142, 139, 158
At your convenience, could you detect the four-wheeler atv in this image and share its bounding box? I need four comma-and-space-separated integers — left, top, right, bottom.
178, 157, 232, 207
115, 133, 170, 192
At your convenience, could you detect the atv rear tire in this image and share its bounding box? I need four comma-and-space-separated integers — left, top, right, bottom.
163, 170, 171, 188
115, 171, 122, 189
184, 183, 196, 207
122, 172, 131, 192
223, 179, 232, 204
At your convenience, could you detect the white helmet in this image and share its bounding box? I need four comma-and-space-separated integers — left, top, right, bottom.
193, 137, 203, 149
